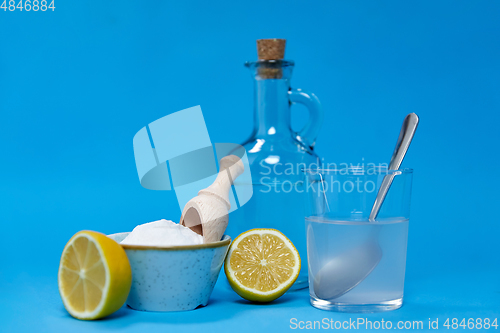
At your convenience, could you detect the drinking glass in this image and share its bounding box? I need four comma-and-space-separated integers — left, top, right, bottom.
303, 167, 413, 312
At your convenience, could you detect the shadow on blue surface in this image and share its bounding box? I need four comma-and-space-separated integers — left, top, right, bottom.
1, 267, 499, 332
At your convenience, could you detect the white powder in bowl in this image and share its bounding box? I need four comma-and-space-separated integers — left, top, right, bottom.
120, 219, 203, 247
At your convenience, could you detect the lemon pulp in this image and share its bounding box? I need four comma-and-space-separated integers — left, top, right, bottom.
225, 229, 300, 302
60, 235, 107, 313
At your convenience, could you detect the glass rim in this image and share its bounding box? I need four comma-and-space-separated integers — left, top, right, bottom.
244, 59, 295, 68
302, 166, 413, 175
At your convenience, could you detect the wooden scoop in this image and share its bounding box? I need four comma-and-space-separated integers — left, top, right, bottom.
180, 155, 244, 243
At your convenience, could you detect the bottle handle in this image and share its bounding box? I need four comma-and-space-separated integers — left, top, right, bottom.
288, 88, 324, 149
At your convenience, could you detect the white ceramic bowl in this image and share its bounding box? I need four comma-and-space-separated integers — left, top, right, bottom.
108, 232, 231, 312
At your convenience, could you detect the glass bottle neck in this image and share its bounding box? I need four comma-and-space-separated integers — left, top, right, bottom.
247, 60, 295, 139
253, 78, 291, 138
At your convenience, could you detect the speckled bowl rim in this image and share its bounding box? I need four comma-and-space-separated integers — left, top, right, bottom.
108, 232, 231, 251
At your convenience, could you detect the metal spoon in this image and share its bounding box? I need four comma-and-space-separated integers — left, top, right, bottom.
369, 113, 419, 221
313, 113, 419, 300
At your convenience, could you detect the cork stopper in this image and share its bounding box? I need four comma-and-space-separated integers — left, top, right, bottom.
256, 39, 286, 79
257, 39, 286, 60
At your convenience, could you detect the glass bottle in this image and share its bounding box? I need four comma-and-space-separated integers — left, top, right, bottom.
227, 56, 323, 289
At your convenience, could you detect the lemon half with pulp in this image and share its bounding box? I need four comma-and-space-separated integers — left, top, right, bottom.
224, 228, 301, 302
58, 230, 132, 320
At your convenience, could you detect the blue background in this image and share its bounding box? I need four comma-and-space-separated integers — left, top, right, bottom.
1, 0, 499, 332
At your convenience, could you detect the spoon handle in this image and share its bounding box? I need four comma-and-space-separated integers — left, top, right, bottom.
369, 113, 419, 221
388, 113, 419, 171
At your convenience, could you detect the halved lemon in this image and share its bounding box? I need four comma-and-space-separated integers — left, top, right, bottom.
224, 229, 301, 302
58, 231, 132, 320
